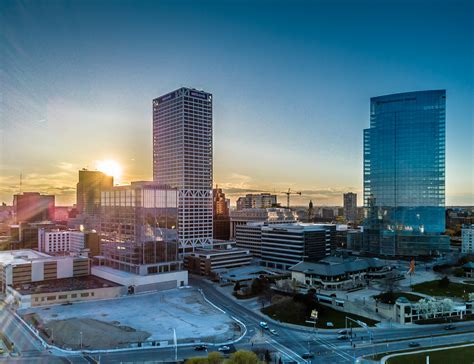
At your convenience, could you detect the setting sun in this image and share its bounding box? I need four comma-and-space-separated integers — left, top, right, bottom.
96, 159, 122, 182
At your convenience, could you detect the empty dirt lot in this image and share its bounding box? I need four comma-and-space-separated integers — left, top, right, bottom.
21, 287, 240, 349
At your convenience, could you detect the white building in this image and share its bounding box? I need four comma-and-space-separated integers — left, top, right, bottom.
0, 249, 90, 292
395, 297, 473, 324
38, 228, 85, 254
230, 208, 297, 239
184, 247, 252, 275
236, 193, 277, 210
153, 88, 213, 250
462, 224, 474, 254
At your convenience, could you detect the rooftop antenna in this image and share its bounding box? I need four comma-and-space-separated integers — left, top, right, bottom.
19, 173, 22, 194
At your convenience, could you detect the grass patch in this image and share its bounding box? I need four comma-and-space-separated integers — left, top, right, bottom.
412, 280, 474, 300
368, 342, 474, 361
261, 298, 378, 329
373, 292, 423, 304
387, 344, 474, 364
0, 332, 14, 351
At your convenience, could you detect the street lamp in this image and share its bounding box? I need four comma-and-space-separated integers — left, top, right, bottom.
169, 328, 177, 361
80, 331, 83, 350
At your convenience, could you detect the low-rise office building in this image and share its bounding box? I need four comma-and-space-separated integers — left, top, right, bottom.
235, 222, 264, 258
462, 224, 474, 254
395, 297, 473, 324
0, 249, 90, 293
184, 247, 252, 276
289, 256, 389, 290
6, 275, 124, 309
261, 223, 332, 270
38, 228, 86, 254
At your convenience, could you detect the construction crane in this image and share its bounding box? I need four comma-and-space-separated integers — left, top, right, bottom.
281, 188, 301, 208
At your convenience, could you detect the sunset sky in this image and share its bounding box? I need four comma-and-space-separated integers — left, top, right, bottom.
1, 0, 473, 206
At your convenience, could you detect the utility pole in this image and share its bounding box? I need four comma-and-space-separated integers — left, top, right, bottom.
173, 328, 177, 361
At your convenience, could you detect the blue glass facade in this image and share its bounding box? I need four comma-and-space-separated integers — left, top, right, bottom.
364, 90, 446, 238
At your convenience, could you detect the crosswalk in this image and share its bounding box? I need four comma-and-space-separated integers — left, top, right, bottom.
312, 336, 355, 362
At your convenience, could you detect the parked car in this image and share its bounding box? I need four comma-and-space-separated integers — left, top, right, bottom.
337, 335, 349, 340
194, 345, 207, 351
301, 353, 314, 359
408, 342, 420, 347
444, 324, 456, 330
269, 329, 278, 335
259, 321, 269, 329
218, 346, 230, 352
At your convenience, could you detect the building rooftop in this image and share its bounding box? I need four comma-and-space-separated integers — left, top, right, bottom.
0, 249, 86, 266
262, 223, 336, 232
193, 247, 250, 257
289, 257, 386, 277
0, 249, 54, 265
215, 265, 288, 282
12, 275, 121, 295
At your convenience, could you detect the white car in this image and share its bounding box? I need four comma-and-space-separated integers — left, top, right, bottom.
218, 346, 230, 352
259, 321, 269, 329
269, 329, 278, 335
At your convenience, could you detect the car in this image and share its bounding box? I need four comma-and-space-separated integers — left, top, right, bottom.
408, 342, 420, 347
269, 329, 278, 335
301, 353, 314, 359
444, 324, 455, 330
0, 348, 4, 354
194, 345, 208, 351
218, 346, 230, 352
337, 329, 348, 335
259, 321, 269, 329
337, 335, 349, 340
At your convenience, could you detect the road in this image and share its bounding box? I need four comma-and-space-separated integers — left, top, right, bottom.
1, 278, 474, 363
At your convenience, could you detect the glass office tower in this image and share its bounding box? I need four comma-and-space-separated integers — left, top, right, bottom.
100, 182, 180, 274
363, 90, 448, 256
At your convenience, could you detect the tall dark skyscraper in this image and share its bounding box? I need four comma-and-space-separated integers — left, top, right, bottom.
363, 90, 448, 256
76, 169, 114, 216
343, 192, 357, 223
153, 87, 213, 250
213, 186, 230, 240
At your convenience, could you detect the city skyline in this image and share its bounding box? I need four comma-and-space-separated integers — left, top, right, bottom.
1, 0, 473, 207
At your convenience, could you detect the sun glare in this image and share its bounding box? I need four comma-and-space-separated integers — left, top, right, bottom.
96, 160, 122, 182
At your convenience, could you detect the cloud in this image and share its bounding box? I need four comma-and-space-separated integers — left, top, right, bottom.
0, 171, 77, 205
